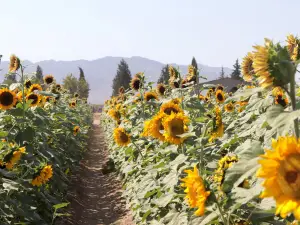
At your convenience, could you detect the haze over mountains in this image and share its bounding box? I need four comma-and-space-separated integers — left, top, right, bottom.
0, 57, 232, 103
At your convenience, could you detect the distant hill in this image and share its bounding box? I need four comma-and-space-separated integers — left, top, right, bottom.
0, 57, 232, 103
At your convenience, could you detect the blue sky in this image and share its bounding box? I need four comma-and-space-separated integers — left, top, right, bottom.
1, 0, 299, 68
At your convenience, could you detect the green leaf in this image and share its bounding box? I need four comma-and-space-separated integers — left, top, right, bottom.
142, 209, 151, 222
53, 202, 69, 210
0, 131, 8, 138
54, 213, 72, 217
39, 91, 58, 97
7, 108, 24, 117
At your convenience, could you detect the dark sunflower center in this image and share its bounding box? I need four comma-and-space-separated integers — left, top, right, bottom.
45, 77, 53, 84
28, 94, 38, 105
164, 107, 178, 115
120, 132, 128, 143
285, 171, 298, 184
146, 94, 156, 101
173, 81, 179, 88
159, 121, 164, 130
217, 93, 224, 101
31, 87, 39, 92
276, 95, 287, 107
0, 92, 14, 106
133, 79, 141, 90
227, 105, 233, 111
170, 119, 184, 136
217, 86, 224, 91
159, 86, 165, 94
56, 85, 61, 90
75, 128, 79, 132
25, 81, 32, 88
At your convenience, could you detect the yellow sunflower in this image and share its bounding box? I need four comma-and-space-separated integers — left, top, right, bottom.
26, 93, 41, 107
214, 155, 238, 189
275, 91, 289, 108
224, 102, 234, 112
168, 65, 176, 78
130, 77, 141, 91
162, 112, 189, 145
144, 91, 158, 101
199, 94, 205, 101
0, 88, 17, 110
43, 75, 54, 84
181, 165, 210, 216
160, 101, 183, 115
73, 126, 80, 136
69, 101, 76, 108
286, 34, 300, 61
6, 147, 26, 170
242, 52, 255, 82
32, 165, 53, 186
171, 98, 182, 105
257, 136, 300, 220
113, 127, 130, 146
215, 90, 225, 103
9, 55, 20, 72
209, 106, 224, 142
29, 84, 42, 93
142, 113, 165, 141
156, 83, 166, 96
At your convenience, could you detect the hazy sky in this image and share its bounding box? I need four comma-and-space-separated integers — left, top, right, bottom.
1, 0, 299, 68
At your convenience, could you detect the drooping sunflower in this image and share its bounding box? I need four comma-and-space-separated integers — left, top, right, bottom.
142, 113, 165, 141
214, 155, 238, 189
24, 79, 32, 89
257, 136, 300, 220
29, 84, 42, 93
168, 65, 176, 78
26, 93, 41, 107
242, 52, 255, 82
156, 83, 166, 96
181, 165, 210, 216
224, 102, 234, 112
56, 84, 62, 91
162, 112, 189, 145
6, 147, 26, 170
73, 126, 80, 136
31, 165, 53, 187
275, 91, 289, 108
144, 91, 158, 102
9, 55, 21, 73
113, 127, 130, 146
286, 34, 300, 61
160, 101, 183, 115
0, 88, 17, 110
215, 90, 225, 103
209, 106, 224, 142
130, 77, 141, 91
43, 75, 54, 84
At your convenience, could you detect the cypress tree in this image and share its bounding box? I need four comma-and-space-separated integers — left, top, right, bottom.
79, 67, 85, 81
230, 59, 241, 80
77, 67, 90, 98
111, 59, 132, 96
157, 64, 170, 84
36, 65, 43, 83
191, 57, 198, 76
219, 66, 225, 79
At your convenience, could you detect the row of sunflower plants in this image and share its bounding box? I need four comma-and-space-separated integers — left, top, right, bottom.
0, 55, 92, 224
101, 34, 300, 225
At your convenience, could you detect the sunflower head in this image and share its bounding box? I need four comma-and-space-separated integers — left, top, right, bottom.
45, 96, 53, 102
224, 102, 234, 112
242, 52, 256, 82
119, 86, 125, 94
29, 84, 42, 93
69, 101, 76, 108
144, 91, 158, 102
169, 77, 180, 89
73, 126, 80, 136
160, 101, 183, 115
214, 155, 238, 189
168, 65, 177, 78
171, 98, 182, 105
216, 85, 224, 91
286, 34, 300, 62
9, 55, 21, 73
181, 165, 210, 216
181, 79, 188, 88
43, 75, 54, 84
215, 90, 225, 103
0, 88, 17, 110
188, 65, 195, 76
74, 93, 79, 98
113, 127, 130, 146
130, 77, 141, 91
26, 93, 41, 107
209, 106, 224, 142
142, 113, 165, 141
32, 165, 53, 186
156, 84, 166, 96
108, 109, 121, 121
275, 91, 289, 108
56, 84, 61, 91
199, 94, 205, 101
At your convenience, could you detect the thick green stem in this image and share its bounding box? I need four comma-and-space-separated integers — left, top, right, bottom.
290, 75, 299, 138
20, 65, 25, 119
132, 140, 144, 160
211, 191, 227, 225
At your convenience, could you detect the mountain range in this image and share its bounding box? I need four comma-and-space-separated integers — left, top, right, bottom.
0, 57, 232, 103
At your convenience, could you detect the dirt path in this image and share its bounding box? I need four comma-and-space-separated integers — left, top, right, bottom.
57, 113, 134, 225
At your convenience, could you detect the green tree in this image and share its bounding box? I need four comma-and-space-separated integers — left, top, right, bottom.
157, 64, 169, 84
191, 57, 198, 77
3, 73, 17, 86
230, 59, 241, 79
77, 67, 90, 98
78, 67, 85, 81
111, 59, 132, 96
219, 66, 225, 79
63, 74, 78, 94
35, 65, 43, 83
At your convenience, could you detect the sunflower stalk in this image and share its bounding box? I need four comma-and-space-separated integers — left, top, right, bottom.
289, 72, 299, 138
20, 65, 25, 119
132, 140, 144, 160
211, 190, 228, 225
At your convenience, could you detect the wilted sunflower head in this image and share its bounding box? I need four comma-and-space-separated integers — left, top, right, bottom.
29, 84, 42, 93
160, 102, 183, 115
0, 88, 17, 110
43, 75, 54, 84
130, 77, 141, 91
119, 86, 125, 94
224, 102, 234, 112
215, 90, 225, 103
56, 84, 61, 91
113, 127, 130, 146
286, 34, 300, 61
26, 93, 41, 107
73, 126, 80, 136
241, 52, 256, 82
156, 84, 166, 96
9, 55, 21, 73
144, 91, 158, 102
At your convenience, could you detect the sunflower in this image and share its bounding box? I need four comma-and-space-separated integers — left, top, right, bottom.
286, 34, 300, 61
0, 88, 17, 110
69, 101, 76, 108
188, 65, 195, 76
56, 84, 62, 90
142, 113, 165, 141
119, 86, 125, 94
209, 106, 224, 142
6, 147, 26, 170
45, 96, 53, 102
181, 79, 188, 88
257, 136, 300, 220
108, 109, 121, 122
275, 92, 289, 108
216, 85, 224, 91
43, 74, 54, 84
144, 91, 158, 101
169, 77, 180, 89
113, 127, 130, 146
156, 84, 166, 96
224, 102, 234, 112
73, 126, 80, 136
168, 65, 176, 78
32, 165, 53, 186
9, 55, 21, 72
181, 165, 210, 216
74, 93, 79, 98
29, 84, 42, 93
215, 90, 225, 103
160, 101, 183, 115
214, 155, 238, 189
242, 52, 255, 82
130, 77, 141, 91
162, 112, 189, 145
26, 93, 41, 107
199, 94, 205, 101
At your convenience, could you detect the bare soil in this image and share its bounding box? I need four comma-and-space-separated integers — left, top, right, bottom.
57, 113, 134, 225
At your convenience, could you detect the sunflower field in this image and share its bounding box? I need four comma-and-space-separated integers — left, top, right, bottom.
101, 35, 300, 224
0, 55, 92, 224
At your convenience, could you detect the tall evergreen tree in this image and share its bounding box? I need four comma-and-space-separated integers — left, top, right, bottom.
111, 59, 132, 96
157, 64, 169, 84
230, 59, 241, 79
35, 65, 43, 83
219, 66, 225, 79
77, 67, 90, 98
191, 57, 198, 76
78, 67, 85, 81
